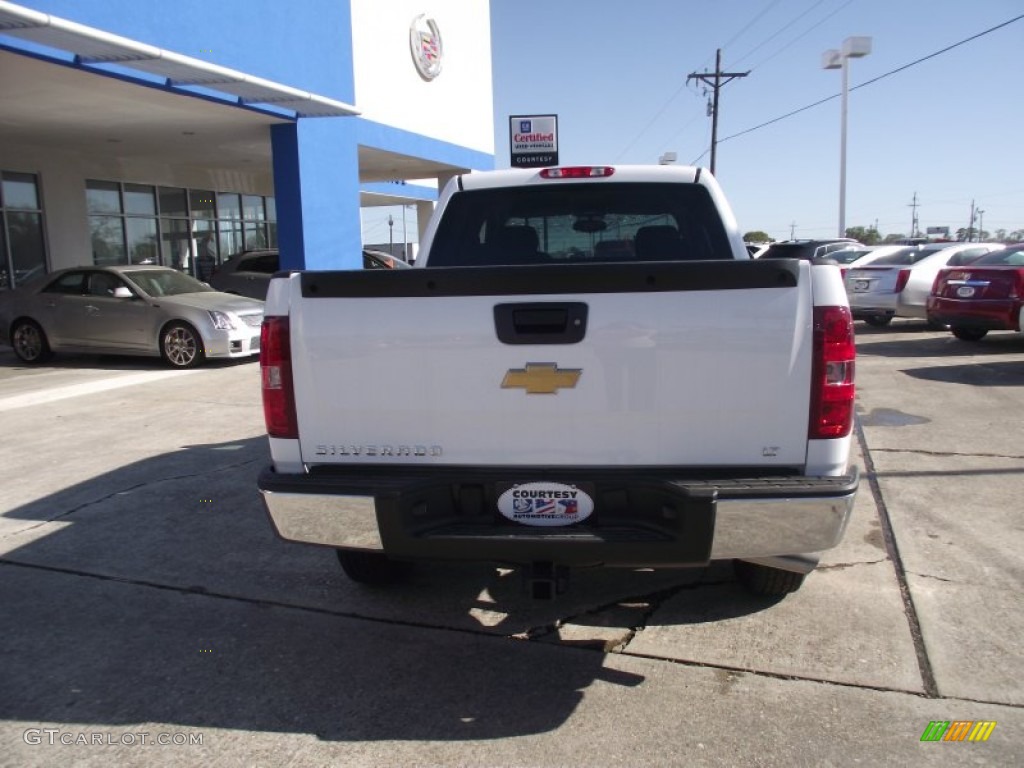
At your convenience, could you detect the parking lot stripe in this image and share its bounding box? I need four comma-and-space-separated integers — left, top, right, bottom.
0, 370, 200, 412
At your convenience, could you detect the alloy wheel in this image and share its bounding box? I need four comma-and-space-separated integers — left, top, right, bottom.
13, 322, 44, 362
163, 325, 198, 367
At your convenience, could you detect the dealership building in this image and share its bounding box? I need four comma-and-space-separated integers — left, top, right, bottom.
0, 0, 495, 288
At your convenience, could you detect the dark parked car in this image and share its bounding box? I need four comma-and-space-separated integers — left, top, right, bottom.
362, 249, 412, 270
208, 248, 410, 299
207, 249, 279, 300
758, 239, 863, 262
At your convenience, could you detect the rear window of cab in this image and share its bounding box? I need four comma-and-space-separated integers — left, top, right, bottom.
428, 183, 734, 267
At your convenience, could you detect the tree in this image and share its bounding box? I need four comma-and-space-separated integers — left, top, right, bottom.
1009, 230, 1024, 242
743, 230, 772, 243
845, 225, 881, 245
883, 233, 906, 243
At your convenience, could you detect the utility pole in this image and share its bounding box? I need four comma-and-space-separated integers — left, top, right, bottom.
977, 209, 985, 242
687, 49, 750, 175
908, 192, 919, 238
967, 200, 975, 242
790, 221, 797, 239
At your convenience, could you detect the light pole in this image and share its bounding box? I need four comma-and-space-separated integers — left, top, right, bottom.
977, 209, 985, 242
823, 36, 872, 238
387, 214, 394, 255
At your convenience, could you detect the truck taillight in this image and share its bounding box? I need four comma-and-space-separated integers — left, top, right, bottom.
809, 306, 855, 440
894, 268, 911, 293
260, 316, 298, 439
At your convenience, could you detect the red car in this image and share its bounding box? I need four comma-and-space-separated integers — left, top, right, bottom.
927, 243, 1024, 341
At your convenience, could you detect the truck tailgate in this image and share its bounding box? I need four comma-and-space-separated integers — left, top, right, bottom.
287, 260, 813, 468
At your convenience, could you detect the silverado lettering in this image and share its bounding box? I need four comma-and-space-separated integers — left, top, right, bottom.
315, 444, 442, 457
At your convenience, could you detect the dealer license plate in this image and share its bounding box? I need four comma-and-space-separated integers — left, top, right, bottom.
496, 482, 595, 527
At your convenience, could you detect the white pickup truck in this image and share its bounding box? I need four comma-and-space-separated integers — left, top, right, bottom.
257, 165, 858, 599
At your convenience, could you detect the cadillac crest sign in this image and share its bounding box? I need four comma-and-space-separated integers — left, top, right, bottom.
410, 14, 442, 80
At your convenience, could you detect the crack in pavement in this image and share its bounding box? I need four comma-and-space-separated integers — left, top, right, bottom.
817, 558, 889, 572
513, 584, 680, 644
1, 457, 262, 537
6, 557, 1023, 710
905, 571, 954, 584
520, 576, 732, 653
869, 447, 1024, 461
855, 419, 940, 698
616, 647, 1024, 707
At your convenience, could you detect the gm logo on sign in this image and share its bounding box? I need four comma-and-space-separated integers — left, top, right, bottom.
520, 120, 532, 132
920, 720, 996, 742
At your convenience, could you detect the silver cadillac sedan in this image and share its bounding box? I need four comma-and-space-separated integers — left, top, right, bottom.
0, 265, 264, 368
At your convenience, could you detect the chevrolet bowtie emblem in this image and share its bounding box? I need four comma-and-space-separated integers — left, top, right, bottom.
502, 363, 582, 394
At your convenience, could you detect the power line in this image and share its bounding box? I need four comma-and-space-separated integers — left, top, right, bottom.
740, 0, 856, 71
719, 13, 1024, 145
729, 0, 830, 67
849, 14, 1023, 91
613, 81, 691, 162
618, 0, 820, 161
654, 109, 707, 161
719, 0, 785, 55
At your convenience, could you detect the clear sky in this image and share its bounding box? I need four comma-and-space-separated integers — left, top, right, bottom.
488, 0, 1024, 242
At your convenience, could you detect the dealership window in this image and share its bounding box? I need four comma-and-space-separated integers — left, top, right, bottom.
159, 187, 190, 272
1, 171, 48, 290
216, 192, 244, 260
87, 180, 276, 278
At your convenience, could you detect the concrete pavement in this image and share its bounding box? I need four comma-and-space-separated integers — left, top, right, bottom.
0, 325, 1021, 766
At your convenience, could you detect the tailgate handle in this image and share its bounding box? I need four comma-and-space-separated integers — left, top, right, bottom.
494, 302, 588, 345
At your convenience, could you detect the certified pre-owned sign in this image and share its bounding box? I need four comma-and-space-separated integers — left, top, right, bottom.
510, 114, 559, 168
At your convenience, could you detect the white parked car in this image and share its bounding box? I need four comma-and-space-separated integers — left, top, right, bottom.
845, 242, 1004, 326
840, 244, 918, 269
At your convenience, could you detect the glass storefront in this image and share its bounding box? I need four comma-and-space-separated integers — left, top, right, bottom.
1, 171, 47, 289
86, 179, 276, 278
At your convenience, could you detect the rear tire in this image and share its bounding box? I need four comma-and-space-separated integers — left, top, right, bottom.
733, 560, 807, 596
863, 314, 893, 327
11, 319, 52, 363
951, 326, 987, 342
336, 550, 413, 586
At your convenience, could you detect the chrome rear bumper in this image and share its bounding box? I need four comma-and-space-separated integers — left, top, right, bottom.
259, 466, 857, 570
